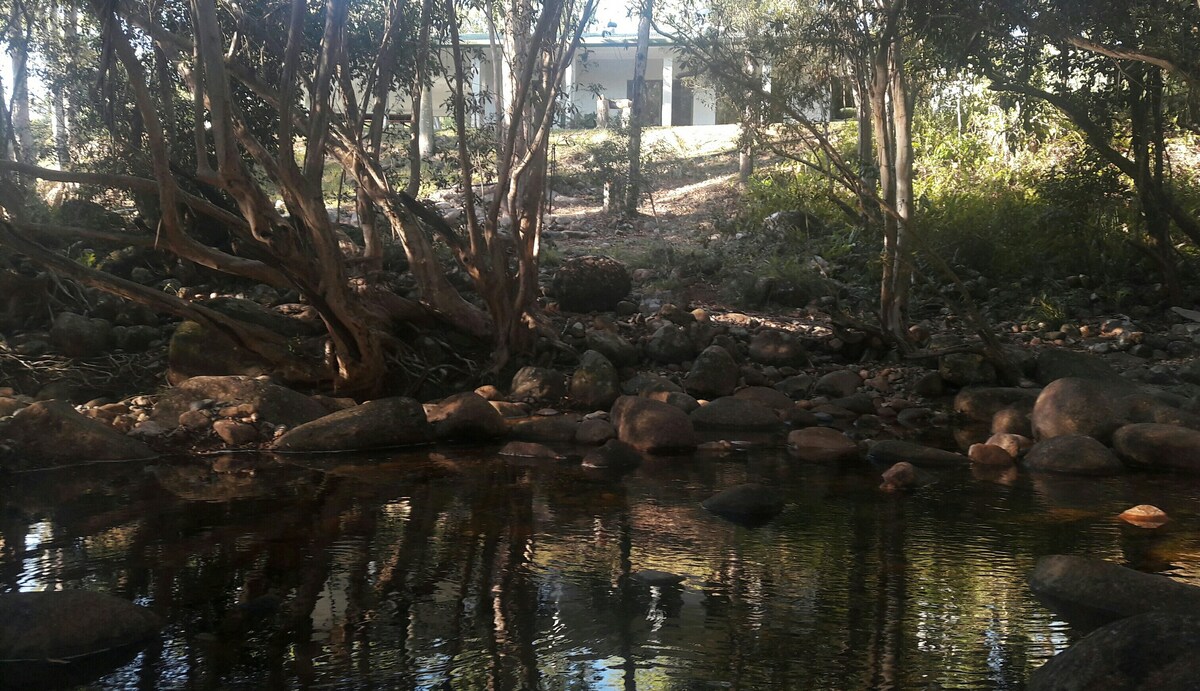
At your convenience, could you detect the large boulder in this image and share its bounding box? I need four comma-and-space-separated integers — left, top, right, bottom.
1, 400, 155, 469
155, 375, 327, 428
569, 350, 620, 410
621, 372, 682, 396
1031, 377, 1125, 442
683, 345, 739, 399
0, 591, 161, 662
167, 321, 270, 381
585, 329, 638, 367
787, 427, 861, 462
505, 414, 581, 442
610, 395, 697, 453
424, 392, 506, 441
1028, 613, 1200, 691
938, 353, 996, 387
1112, 423, 1200, 473
645, 324, 694, 364
1029, 555, 1200, 632
581, 439, 643, 470
953, 387, 1040, 423
271, 397, 431, 452
1024, 435, 1124, 476
747, 329, 807, 366
689, 396, 781, 430
550, 255, 631, 312
510, 366, 567, 404
733, 386, 794, 411
1036, 349, 1123, 385
50, 312, 112, 358
813, 369, 861, 398
866, 440, 968, 468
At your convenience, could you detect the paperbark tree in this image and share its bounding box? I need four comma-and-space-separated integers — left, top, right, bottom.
0, 0, 596, 392
624, 0, 652, 215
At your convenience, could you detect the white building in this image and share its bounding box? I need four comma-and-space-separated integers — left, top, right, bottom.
426, 30, 723, 129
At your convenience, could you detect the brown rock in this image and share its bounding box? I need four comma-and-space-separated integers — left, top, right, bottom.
1112, 423, 1200, 474
498, 441, 563, 459
610, 395, 697, 453
1, 400, 155, 469
787, 427, 861, 462
690, 396, 781, 430
0, 591, 161, 662
425, 392, 506, 441
986, 432, 1033, 458
1025, 435, 1124, 476
1118, 504, 1169, 528
880, 462, 918, 491
576, 418, 616, 445
178, 409, 211, 430
271, 397, 430, 452
505, 414, 581, 442
213, 419, 260, 445
968, 443, 1014, 466
155, 376, 326, 429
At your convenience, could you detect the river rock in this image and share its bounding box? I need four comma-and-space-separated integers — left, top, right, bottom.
1112, 423, 1200, 473
701, 483, 785, 524
1119, 393, 1200, 429
986, 432, 1033, 458
690, 396, 781, 430
506, 414, 580, 442
576, 418, 616, 445
212, 419, 260, 445
271, 397, 430, 452
1118, 504, 1169, 528
1031, 377, 1125, 442
167, 321, 271, 381
550, 255, 631, 312
425, 392, 506, 441
581, 439, 642, 469
991, 406, 1032, 436
510, 366, 566, 404
683, 345, 739, 399
1028, 555, 1200, 632
50, 312, 112, 358
622, 372, 683, 396
879, 462, 932, 491
0, 396, 29, 417
155, 376, 326, 429
1028, 612, 1200, 691
0, 400, 155, 469
647, 390, 701, 413
1035, 349, 1123, 385
569, 350, 620, 410
585, 329, 638, 367
953, 387, 1040, 423
0, 590, 162, 662
748, 329, 806, 366
205, 297, 323, 337
1024, 435, 1124, 475
646, 324, 694, 364
939, 353, 996, 387
968, 443, 1014, 466
814, 369, 861, 398
631, 570, 687, 587
775, 374, 813, 398
499, 441, 563, 459
787, 427, 861, 462
610, 395, 697, 453
733, 386, 794, 411
867, 440, 968, 468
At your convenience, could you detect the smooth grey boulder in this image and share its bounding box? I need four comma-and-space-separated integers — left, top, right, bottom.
1024, 435, 1125, 476
1028, 613, 1200, 691
1031, 377, 1125, 442
610, 395, 697, 453
689, 396, 781, 430
683, 345, 739, 399
787, 427, 861, 463
953, 387, 1040, 423
155, 375, 326, 428
1029, 555, 1200, 632
1, 400, 155, 469
271, 397, 431, 452
1112, 423, 1200, 473
0, 590, 161, 662
569, 350, 621, 410
425, 392, 506, 441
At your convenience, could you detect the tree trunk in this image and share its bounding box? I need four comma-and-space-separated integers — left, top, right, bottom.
9, 8, 33, 166
887, 39, 913, 341
870, 40, 898, 337
624, 0, 652, 216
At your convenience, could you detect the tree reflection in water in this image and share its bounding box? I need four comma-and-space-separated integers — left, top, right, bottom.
4, 447, 1200, 689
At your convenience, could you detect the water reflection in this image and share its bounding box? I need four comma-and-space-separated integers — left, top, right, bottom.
3, 448, 1200, 689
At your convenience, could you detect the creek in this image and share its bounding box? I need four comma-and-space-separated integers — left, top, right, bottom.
3, 442, 1200, 689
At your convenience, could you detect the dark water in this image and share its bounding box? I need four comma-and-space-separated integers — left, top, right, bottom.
4, 444, 1200, 690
